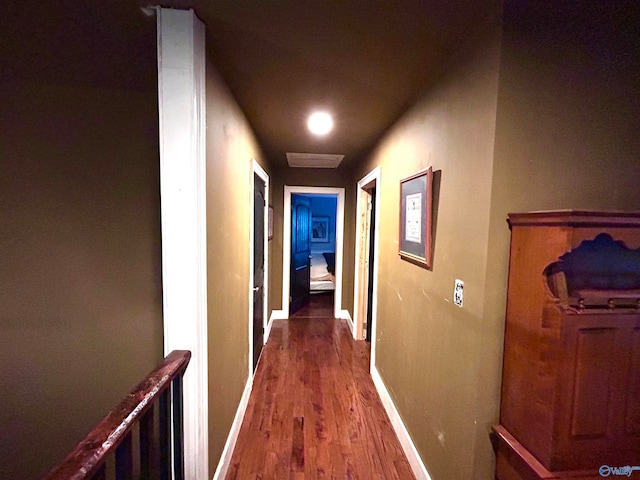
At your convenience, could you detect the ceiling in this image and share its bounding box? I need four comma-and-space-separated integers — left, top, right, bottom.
1, 0, 501, 171
170, 0, 502, 170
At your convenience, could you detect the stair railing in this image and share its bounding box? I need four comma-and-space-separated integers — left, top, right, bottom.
45, 350, 191, 480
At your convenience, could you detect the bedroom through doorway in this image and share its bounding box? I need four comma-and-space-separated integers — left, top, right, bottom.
290, 193, 338, 316
281, 185, 345, 321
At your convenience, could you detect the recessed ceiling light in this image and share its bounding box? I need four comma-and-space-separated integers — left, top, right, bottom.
307, 111, 333, 136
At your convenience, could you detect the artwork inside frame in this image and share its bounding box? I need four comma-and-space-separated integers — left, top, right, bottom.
268, 206, 274, 240
399, 166, 434, 268
311, 216, 330, 242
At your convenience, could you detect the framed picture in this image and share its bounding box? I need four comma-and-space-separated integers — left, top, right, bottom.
268, 206, 274, 240
399, 166, 433, 268
311, 216, 330, 242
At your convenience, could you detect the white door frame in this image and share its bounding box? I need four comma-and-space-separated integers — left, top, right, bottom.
156, 8, 208, 480
353, 167, 381, 367
249, 159, 269, 376
278, 186, 348, 321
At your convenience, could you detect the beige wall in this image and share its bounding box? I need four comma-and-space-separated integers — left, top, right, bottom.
269, 167, 356, 316
351, 2, 640, 479
205, 60, 272, 474
0, 82, 163, 479
354, 28, 502, 479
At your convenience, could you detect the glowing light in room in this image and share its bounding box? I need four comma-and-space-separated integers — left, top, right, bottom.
307, 111, 333, 135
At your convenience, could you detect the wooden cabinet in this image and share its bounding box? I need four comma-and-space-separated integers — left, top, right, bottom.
494, 211, 640, 480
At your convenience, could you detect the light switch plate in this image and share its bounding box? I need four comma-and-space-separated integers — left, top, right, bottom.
454, 279, 464, 307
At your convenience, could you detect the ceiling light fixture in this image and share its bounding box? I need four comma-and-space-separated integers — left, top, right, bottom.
307, 111, 333, 136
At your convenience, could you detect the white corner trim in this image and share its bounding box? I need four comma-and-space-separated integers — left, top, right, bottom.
212, 375, 254, 480
157, 8, 208, 480
370, 366, 432, 480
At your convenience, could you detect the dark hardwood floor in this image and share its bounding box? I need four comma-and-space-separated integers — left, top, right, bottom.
291, 292, 335, 319
225, 293, 415, 479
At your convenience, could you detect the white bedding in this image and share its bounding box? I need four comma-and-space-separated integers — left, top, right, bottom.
310, 253, 335, 291
310, 279, 335, 292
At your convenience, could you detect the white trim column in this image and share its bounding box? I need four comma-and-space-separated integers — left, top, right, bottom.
157, 8, 208, 479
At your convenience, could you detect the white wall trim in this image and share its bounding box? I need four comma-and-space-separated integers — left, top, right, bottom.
353, 167, 381, 367
212, 375, 254, 480
265, 310, 285, 340
282, 186, 345, 319
371, 366, 432, 480
157, 8, 208, 480
269, 310, 288, 321
249, 159, 269, 376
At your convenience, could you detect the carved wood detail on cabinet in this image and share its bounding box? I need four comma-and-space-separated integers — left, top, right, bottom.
493, 211, 640, 480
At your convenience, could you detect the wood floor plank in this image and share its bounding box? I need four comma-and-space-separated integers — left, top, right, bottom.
226, 294, 415, 479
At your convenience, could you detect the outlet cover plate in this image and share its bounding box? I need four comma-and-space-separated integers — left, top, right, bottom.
454, 279, 464, 307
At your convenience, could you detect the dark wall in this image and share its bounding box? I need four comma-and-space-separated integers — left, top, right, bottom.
308, 195, 338, 253
0, 5, 162, 479
0, 82, 163, 479
482, 7, 640, 474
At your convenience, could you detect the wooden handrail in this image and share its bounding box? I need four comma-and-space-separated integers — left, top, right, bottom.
45, 350, 191, 480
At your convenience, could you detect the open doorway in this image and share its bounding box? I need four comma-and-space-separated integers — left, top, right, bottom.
281, 186, 346, 320
353, 168, 381, 365
290, 193, 338, 316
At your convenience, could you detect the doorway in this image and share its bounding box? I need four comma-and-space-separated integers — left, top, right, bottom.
281, 186, 346, 321
290, 193, 338, 315
250, 160, 269, 373
353, 168, 381, 365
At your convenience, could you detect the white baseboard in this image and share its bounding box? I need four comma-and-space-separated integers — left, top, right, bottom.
269, 309, 288, 321
371, 366, 432, 480
265, 315, 275, 342
212, 374, 254, 480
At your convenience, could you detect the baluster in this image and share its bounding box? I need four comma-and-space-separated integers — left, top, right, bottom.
172, 375, 185, 480
140, 405, 156, 479
159, 389, 171, 480
115, 431, 133, 479
94, 463, 107, 480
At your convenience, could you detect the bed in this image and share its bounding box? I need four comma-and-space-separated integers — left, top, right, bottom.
310, 252, 335, 293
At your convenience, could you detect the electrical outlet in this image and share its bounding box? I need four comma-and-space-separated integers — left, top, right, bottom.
454, 279, 464, 307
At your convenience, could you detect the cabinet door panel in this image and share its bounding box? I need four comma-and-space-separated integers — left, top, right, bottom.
570, 328, 616, 438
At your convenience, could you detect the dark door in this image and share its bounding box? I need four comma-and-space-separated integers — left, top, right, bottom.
253, 174, 265, 371
365, 187, 376, 342
290, 194, 311, 315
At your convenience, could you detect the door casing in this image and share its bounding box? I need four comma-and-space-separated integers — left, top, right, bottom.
353, 167, 381, 368
249, 159, 269, 376
281, 186, 345, 320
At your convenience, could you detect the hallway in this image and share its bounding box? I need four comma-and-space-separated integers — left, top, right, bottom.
226, 294, 414, 479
